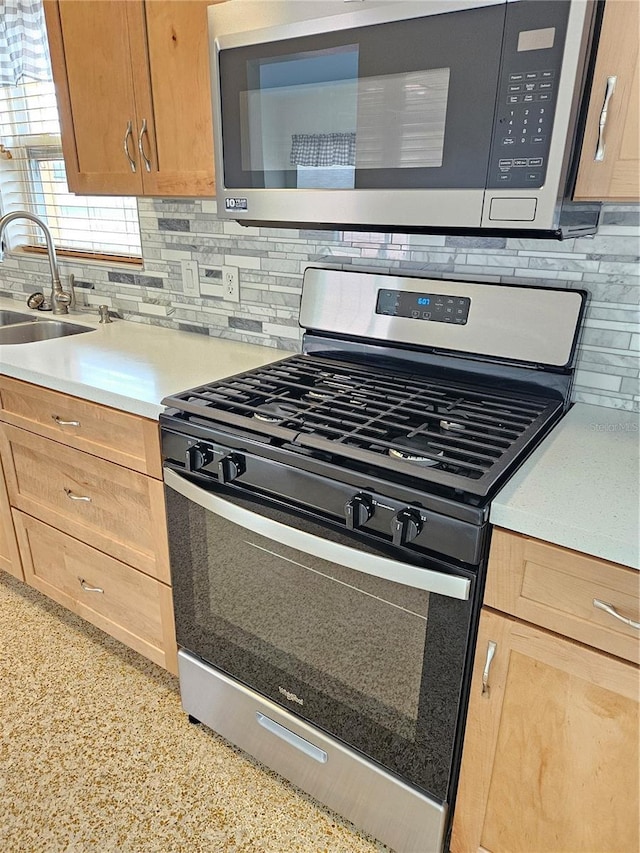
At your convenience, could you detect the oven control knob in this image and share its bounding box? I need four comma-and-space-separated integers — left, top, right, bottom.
217, 452, 245, 484
391, 509, 423, 547
344, 493, 374, 530
185, 442, 214, 472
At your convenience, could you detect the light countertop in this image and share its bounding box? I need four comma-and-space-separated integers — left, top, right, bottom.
2, 298, 638, 570
0, 299, 282, 419
491, 403, 640, 570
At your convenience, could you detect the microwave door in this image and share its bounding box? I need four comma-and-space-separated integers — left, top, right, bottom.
213, 3, 506, 228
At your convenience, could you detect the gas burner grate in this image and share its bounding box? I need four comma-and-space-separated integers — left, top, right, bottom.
163, 354, 562, 497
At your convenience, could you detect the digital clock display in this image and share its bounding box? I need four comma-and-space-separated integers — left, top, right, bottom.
376, 290, 471, 324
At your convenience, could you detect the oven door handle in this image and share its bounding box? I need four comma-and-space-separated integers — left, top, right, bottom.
164, 468, 471, 601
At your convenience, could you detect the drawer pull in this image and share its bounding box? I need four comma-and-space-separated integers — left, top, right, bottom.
52, 415, 80, 427
64, 487, 92, 502
481, 640, 497, 695
593, 598, 640, 631
78, 577, 104, 594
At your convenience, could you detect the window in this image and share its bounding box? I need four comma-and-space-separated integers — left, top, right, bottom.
0, 15, 141, 259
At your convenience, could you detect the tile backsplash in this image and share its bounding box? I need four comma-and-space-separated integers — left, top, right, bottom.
0, 200, 638, 411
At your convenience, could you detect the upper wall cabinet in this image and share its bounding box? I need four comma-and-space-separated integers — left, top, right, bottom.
43, 0, 218, 196
574, 0, 639, 201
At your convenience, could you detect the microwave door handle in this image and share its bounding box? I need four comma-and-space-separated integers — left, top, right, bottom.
164, 468, 470, 601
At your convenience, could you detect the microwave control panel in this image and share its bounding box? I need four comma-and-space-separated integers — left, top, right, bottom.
487, 1, 571, 190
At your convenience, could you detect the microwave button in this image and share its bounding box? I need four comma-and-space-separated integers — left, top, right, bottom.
523, 94, 535, 103
540, 70, 554, 79
538, 81, 553, 91
509, 72, 524, 82
524, 82, 537, 91
497, 173, 511, 181
526, 171, 542, 182
507, 95, 522, 104
528, 157, 543, 167
498, 159, 513, 167
537, 92, 552, 101
532, 135, 545, 144
508, 84, 523, 93
502, 137, 516, 145
513, 158, 528, 167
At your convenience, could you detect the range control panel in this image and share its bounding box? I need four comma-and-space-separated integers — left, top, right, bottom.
488, 1, 571, 190
376, 289, 471, 324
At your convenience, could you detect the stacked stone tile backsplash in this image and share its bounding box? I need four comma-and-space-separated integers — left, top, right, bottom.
0, 199, 638, 411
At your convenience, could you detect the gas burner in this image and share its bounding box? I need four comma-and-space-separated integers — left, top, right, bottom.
306, 386, 335, 400
388, 435, 445, 466
253, 402, 300, 423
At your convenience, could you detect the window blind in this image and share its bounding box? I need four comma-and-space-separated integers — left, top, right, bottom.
0, 70, 142, 259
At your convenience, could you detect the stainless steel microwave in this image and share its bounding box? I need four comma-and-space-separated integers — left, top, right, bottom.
208, 0, 601, 238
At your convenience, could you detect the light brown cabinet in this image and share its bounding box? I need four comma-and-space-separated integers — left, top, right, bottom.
43, 0, 219, 197
0, 378, 177, 674
0, 453, 22, 580
451, 529, 639, 853
574, 0, 640, 201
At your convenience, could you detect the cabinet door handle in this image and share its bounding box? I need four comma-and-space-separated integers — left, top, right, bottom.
481, 640, 497, 695
78, 577, 104, 594
138, 118, 152, 172
594, 76, 617, 162
52, 415, 80, 427
593, 598, 640, 630
123, 120, 137, 172
64, 487, 92, 502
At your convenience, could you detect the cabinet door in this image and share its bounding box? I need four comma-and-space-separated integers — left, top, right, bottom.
138, 0, 216, 197
0, 454, 22, 580
451, 609, 639, 853
44, 1, 145, 194
574, 0, 639, 200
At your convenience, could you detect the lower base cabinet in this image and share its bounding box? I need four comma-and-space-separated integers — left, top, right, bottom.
0, 378, 177, 674
451, 607, 639, 853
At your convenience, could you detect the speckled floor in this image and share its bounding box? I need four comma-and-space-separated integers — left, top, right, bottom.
0, 572, 392, 853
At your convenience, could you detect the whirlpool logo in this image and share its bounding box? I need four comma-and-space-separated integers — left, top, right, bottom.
278, 686, 304, 706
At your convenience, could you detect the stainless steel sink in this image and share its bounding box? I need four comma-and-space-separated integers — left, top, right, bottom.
0, 309, 33, 326
0, 318, 94, 344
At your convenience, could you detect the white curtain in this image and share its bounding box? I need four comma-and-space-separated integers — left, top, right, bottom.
0, 0, 52, 86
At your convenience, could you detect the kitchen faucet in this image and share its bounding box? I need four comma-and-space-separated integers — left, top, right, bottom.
0, 210, 72, 315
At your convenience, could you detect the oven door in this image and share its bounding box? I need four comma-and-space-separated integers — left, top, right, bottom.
164, 467, 476, 803
211, 1, 506, 227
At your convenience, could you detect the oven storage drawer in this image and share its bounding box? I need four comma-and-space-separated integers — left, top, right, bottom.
486, 529, 639, 664
0, 424, 170, 582
0, 376, 161, 477
13, 511, 176, 671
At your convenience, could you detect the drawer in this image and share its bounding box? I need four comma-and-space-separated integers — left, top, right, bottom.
0, 424, 170, 583
14, 511, 177, 673
0, 376, 161, 478
486, 528, 639, 664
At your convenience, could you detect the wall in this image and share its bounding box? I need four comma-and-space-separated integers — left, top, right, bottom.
0, 200, 638, 412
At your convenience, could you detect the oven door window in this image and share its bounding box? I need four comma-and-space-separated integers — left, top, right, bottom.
166, 477, 474, 801
219, 4, 504, 191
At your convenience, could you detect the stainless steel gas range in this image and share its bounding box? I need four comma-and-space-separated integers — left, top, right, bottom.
160, 268, 586, 853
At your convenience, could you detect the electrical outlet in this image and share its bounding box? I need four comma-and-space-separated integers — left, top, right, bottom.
222, 265, 240, 302
181, 259, 200, 297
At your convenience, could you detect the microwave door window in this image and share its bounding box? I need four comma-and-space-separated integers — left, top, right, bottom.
234, 52, 449, 189
219, 4, 504, 191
